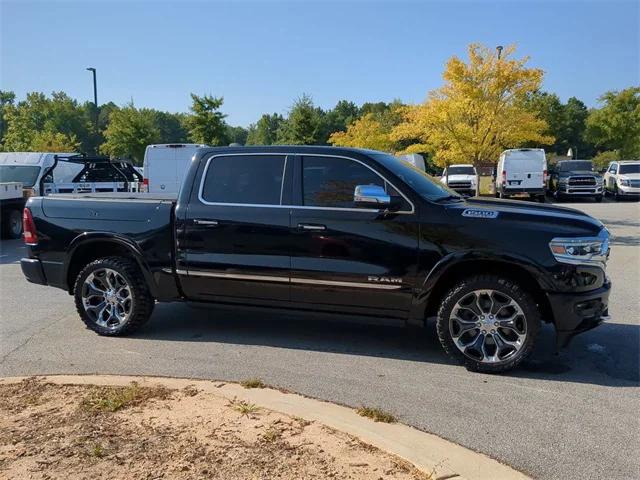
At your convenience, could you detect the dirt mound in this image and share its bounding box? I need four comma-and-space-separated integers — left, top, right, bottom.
0, 378, 430, 479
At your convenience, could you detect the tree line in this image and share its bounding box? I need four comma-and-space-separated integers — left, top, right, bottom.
1, 43, 638, 170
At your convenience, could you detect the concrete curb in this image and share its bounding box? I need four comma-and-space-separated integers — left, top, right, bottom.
1, 375, 530, 480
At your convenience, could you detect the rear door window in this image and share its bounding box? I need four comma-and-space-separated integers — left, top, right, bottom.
201, 154, 285, 205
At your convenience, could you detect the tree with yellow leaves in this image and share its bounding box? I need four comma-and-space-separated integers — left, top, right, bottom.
328, 113, 394, 151
392, 44, 554, 167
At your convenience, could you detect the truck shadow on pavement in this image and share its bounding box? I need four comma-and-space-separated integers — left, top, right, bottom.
133, 302, 639, 387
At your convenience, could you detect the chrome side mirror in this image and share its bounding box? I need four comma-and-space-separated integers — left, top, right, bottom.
353, 184, 390, 209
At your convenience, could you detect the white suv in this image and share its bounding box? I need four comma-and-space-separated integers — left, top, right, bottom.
440, 164, 477, 196
603, 160, 640, 200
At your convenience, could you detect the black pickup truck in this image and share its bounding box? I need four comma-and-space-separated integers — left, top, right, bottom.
20, 146, 611, 373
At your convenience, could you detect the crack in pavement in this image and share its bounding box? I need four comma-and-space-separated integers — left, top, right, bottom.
0, 314, 71, 365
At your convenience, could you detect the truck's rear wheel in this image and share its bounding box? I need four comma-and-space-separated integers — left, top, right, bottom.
436, 275, 540, 373
2, 209, 23, 239
74, 256, 154, 336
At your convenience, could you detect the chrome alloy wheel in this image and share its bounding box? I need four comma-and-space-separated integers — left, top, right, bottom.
449, 289, 527, 364
81, 268, 133, 329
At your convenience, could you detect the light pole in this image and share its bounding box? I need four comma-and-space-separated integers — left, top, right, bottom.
86, 67, 98, 152
496, 45, 503, 59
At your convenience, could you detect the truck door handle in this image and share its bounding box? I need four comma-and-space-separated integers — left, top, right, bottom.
298, 223, 326, 231
193, 219, 219, 226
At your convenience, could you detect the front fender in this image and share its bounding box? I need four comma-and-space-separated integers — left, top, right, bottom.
408, 250, 552, 325
65, 232, 159, 297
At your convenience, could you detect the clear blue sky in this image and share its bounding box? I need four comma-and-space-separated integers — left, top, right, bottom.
1, 0, 638, 127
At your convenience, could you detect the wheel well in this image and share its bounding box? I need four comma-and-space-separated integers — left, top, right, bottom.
66, 241, 137, 293
424, 260, 554, 324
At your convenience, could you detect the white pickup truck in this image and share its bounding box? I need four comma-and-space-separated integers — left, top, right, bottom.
0, 182, 25, 239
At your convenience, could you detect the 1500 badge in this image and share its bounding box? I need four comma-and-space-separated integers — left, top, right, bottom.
462, 209, 499, 219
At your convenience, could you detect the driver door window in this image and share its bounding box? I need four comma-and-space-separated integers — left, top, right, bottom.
302, 156, 402, 209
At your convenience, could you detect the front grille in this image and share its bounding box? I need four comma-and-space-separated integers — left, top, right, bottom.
630, 179, 640, 188
568, 176, 596, 186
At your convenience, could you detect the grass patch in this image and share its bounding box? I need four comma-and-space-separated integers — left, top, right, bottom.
479, 175, 493, 196
261, 427, 281, 443
90, 443, 106, 458
80, 382, 170, 413
240, 378, 266, 389
228, 397, 260, 417
356, 406, 397, 423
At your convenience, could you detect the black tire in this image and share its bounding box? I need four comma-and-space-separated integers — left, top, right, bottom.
436, 275, 541, 373
595, 195, 603, 203
2, 209, 23, 239
536, 195, 545, 203
74, 256, 154, 336
555, 192, 564, 202
614, 186, 621, 201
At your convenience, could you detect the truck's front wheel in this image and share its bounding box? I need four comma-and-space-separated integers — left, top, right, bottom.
74, 256, 154, 336
436, 275, 540, 373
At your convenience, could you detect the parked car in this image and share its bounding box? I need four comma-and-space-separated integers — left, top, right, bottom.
494, 148, 547, 202
603, 160, 640, 200
142, 144, 207, 194
440, 164, 477, 196
20, 146, 611, 373
0, 182, 24, 238
547, 160, 603, 202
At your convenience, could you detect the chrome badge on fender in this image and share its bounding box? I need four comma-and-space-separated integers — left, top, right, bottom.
462, 209, 499, 219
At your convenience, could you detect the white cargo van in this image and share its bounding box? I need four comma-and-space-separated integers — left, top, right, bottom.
142, 144, 207, 194
495, 148, 547, 202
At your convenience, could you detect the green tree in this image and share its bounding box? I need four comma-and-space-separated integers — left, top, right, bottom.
586, 87, 640, 158
154, 111, 189, 143
30, 130, 80, 152
0, 90, 16, 149
592, 150, 619, 172
185, 93, 228, 146
226, 125, 249, 145
318, 100, 361, 143
2, 91, 90, 152
100, 102, 161, 164
527, 92, 592, 157
277, 94, 322, 145
246, 113, 284, 145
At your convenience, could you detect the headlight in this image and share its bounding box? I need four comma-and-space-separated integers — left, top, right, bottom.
619, 178, 630, 187
549, 229, 610, 269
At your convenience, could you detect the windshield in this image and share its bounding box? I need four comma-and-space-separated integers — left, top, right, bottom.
0, 165, 41, 187
558, 161, 593, 172
447, 166, 475, 175
371, 153, 460, 201
619, 164, 640, 174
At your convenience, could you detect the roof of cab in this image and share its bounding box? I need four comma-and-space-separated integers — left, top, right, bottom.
195, 145, 389, 158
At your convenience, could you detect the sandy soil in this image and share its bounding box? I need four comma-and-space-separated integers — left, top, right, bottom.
0, 378, 430, 480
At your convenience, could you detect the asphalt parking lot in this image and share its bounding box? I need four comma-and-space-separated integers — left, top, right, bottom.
1, 198, 638, 480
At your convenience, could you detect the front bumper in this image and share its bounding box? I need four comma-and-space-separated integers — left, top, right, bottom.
617, 185, 640, 196
558, 185, 603, 195
21, 258, 47, 285
546, 280, 611, 348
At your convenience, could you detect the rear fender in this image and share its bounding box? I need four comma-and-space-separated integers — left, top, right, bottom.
65, 233, 159, 297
